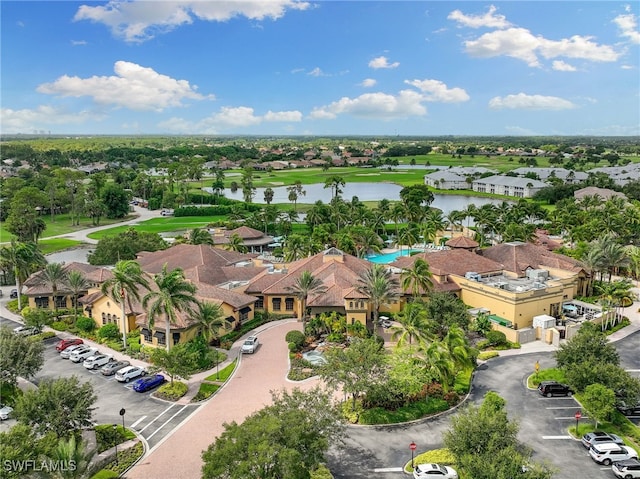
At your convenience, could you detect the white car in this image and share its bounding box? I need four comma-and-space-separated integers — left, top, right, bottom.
60, 344, 88, 359
83, 353, 113, 370
0, 403, 13, 420
589, 443, 639, 465
70, 347, 98, 363
413, 463, 458, 479
241, 336, 259, 354
115, 365, 146, 383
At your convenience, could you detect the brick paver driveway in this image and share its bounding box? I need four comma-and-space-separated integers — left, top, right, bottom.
127, 320, 320, 479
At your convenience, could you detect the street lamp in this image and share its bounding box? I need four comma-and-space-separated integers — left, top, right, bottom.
112, 424, 119, 466
409, 441, 417, 469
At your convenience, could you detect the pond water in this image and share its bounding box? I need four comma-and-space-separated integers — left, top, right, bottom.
206, 183, 506, 215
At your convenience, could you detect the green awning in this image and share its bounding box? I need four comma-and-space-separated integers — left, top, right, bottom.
489, 314, 512, 327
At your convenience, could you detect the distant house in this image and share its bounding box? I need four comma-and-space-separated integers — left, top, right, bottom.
472, 175, 546, 198
587, 163, 640, 187
574, 186, 627, 202
510, 167, 588, 183
211, 226, 275, 253
424, 171, 470, 190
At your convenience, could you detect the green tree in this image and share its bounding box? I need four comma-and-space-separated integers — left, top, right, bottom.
100, 183, 130, 219
47, 434, 92, 479
41, 262, 68, 311
400, 258, 433, 298
0, 326, 44, 388
5, 187, 48, 242
224, 233, 247, 253
323, 176, 345, 200
65, 270, 89, 321
143, 265, 198, 351
581, 383, 616, 428
264, 187, 275, 205
148, 342, 199, 385
88, 228, 168, 265
101, 260, 150, 349
391, 301, 430, 348
0, 424, 48, 479
285, 270, 327, 327
356, 264, 398, 330
186, 227, 214, 245
555, 321, 619, 370
0, 240, 47, 310
189, 300, 228, 344
202, 388, 344, 479
14, 376, 96, 438
424, 291, 471, 339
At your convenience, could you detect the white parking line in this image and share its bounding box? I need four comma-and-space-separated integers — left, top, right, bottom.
545, 406, 579, 409
538, 397, 575, 400
373, 467, 404, 473
555, 416, 589, 420
145, 405, 189, 441
137, 404, 177, 434
542, 435, 573, 439
130, 416, 147, 429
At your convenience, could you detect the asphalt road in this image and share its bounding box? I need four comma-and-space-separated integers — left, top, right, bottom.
326, 331, 640, 479
0, 316, 200, 449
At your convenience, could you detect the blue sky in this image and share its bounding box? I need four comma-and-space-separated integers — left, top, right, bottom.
2, 1, 639, 136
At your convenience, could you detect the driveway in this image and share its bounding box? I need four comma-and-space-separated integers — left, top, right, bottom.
126, 320, 321, 479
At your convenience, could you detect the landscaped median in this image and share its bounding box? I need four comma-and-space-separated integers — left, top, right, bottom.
191, 360, 237, 402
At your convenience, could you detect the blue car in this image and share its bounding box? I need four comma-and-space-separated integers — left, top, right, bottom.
132, 374, 165, 393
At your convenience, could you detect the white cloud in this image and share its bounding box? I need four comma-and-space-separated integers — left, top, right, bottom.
74, 0, 310, 42
404, 79, 469, 102
308, 67, 327, 77
309, 90, 426, 120
263, 110, 303, 122
360, 78, 377, 88
0, 105, 105, 133
464, 27, 620, 67
448, 5, 511, 29
488, 93, 576, 110
552, 60, 576, 72
71, 40, 87, 46
36, 61, 210, 111
621, 64, 636, 69
613, 12, 640, 44
368, 56, 400, 69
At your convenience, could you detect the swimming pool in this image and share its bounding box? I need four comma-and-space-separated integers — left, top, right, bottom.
366, 249, 422, 264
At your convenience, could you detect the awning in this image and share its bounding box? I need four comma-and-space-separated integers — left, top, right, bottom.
226, 316, 236, 322
153, 331, 165, 339
239, 306, 252, 314
563, 305, 577, 312
141, 328, 150, 335
488, 314, 513, 328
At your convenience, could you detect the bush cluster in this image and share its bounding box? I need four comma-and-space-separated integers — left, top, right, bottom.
157, 381, 188, 401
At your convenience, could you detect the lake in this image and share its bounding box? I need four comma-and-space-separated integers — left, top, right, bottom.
205, 183, 507, 215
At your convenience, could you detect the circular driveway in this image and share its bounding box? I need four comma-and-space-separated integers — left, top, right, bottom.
127, 320, 320, 479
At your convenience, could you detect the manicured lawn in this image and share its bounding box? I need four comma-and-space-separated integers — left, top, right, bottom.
38, 238, 84, 254
205, 360, 237, 382
87, 216, 226, 240
357, 397, 450, 425
527, 367, 567, 388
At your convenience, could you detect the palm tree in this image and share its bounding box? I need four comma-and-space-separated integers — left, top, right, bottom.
225, 233, 247, 253
441, 325, 474, 370
143, 264, 198, 351
101, 260, 150, 349
401, 258, 433, 299
356, 264, 399, 330
422, 341, 456, 391
189, 300, 228, 344
47, 435, 91, 479
390, 301, 430, 348
323, 176, 345, 199
65, 270, 88, 321
0, 240, 46, 310
187, 228, 213, 245
41, 262, 68, 311
285, 270, 327, 328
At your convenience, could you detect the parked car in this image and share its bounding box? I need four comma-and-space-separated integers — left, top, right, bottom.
83, 353, 113, 370
582, 431, 624, 449
241, 336, 259, 354
612, 458, 640, 479
101, 360, 130, 376
56, 338, 84, 352
115, 365, 146, 383
9, 289, 18, 299
413, 463, 458, 479
13, 325, 39, 336
133, 374, 165, 393
60, 344, 87, 359
0, 403, 14, 421
617, 401, 640, 416
537, 381, 574, 397
70, 347, 98, 363
589, 443, 639, 465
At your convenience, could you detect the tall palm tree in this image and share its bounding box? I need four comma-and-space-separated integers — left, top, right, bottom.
187, 228, 213, 245
189, 300, 228, 344
143, 264, 198, 351
65, 270, 88, 321
41, 262, 68, 311
101, 260, 150, 349
225, 233, 247, 253
356, 264, 398, 330
390, 301, 430, 348
0, 240, 46, 310
285, 270, 327, 328
47, 435, 91, 479
422, 341, 456, 391
401, 258, 433, 299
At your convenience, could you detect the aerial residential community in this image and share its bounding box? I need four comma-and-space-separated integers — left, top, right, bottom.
1, 1, 640, 479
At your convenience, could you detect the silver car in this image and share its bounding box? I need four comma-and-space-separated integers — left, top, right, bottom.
101, 360, 130, 376
0, 403, 13, 420
60, 344, 87, 359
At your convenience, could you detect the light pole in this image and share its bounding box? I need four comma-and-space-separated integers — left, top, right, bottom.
410, 441, 416, 469
119, 408, 126, 432
113, 424, 119, 466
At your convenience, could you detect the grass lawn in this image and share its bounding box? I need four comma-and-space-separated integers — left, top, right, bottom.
205, 360, 237, 382
87, 216, 227, 240
38, 238, 84, 254
527, 367, 567, 388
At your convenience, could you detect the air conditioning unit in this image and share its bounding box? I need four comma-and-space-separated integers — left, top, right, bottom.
465, 272, 480, 281
527, 269, 549, 281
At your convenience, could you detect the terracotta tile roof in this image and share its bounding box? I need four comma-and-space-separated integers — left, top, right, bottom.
445, 236, 479, 249
480, 241, 585, 276
23, 262, 113, 295
192, 281, 257, 309
390, 249, 503, 277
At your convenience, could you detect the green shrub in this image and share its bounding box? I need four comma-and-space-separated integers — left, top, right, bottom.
98, 323, 120, 340
157, 381, 188, 401
406, 449, 456, 472
478, 351, 499, 361
285, 330, 306, 351
76, 316, 97, 332
128, 342, 141, 353
90, 470, 119, 479
310, 464, 334, 479
106, 341, 124, 352
28, 331, 56, 342
51, 321, 68, 331
485, 330, 507, 347
192, 382, 219, 402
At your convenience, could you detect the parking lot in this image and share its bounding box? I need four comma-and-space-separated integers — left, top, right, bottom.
0, 316, 200, 449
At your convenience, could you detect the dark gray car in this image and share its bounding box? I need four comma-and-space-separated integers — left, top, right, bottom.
100, 360, 130, 376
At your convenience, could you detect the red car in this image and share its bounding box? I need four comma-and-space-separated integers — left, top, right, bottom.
56, 338, 83, 352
